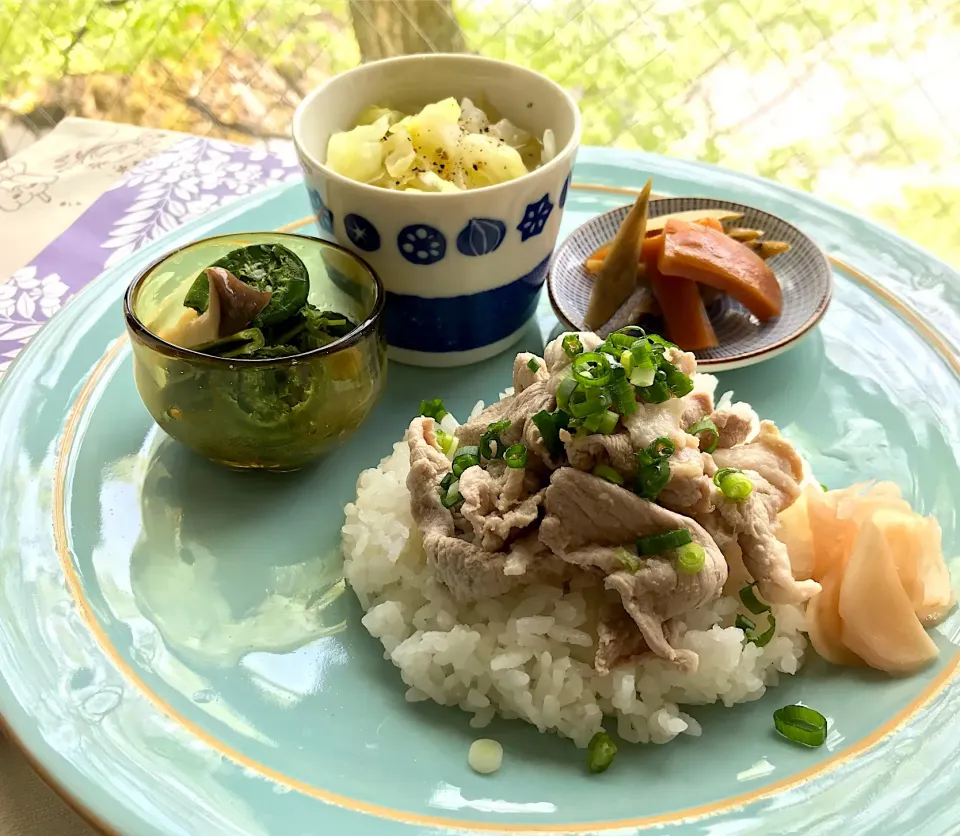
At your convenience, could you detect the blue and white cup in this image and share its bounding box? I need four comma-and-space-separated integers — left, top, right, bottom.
292, 54, 581, 367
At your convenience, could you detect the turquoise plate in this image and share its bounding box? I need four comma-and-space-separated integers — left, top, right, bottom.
1, 149, 959, 836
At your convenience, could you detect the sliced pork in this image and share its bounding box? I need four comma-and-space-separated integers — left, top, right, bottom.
709, 408, 756, 449
681, 390, 713, 430
543, 331, 602, 374
711, 421, 803, 507
540, 468, 727, 669
561, 430, 636, 480
513, 352, 549, 392
658, 444, 712, 514
407, 417, 554, 601
459, 465, 544, 552
595, 607, 648, 675
455, 381, 555, 448
623, 399, 688, 450
708, 474, 821, 605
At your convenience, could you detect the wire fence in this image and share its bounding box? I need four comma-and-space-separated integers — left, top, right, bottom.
1, 0, 959, 265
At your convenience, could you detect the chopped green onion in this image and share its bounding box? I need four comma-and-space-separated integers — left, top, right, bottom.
749, 613, 777, 647
739, 583, 771, 614
562, 334, 583, 359
635, 457, 670, 500
647, 333, 677, 349
630, 338, 654, 365
597, 410, 619, 435
636, 369, 671, 404
531, 410, 569, 458
630, 366, 656, 387
419, 398, 448, 421
687, 417, 719, 453
713, 467, 738, 484
442, 485, 463, 509
435, 428, 455, 455
628, 340, 656, 386
586, 731, 618, 774
439, 473, 464, 509
821, 483, 828, 492
607, 358, 627, 383
569, 388, 612, 418
637, 528, 692, 555
615, 325, 646, 339
773, 705, 828, 748
606, 332, 637, 350
480, 433, 501, 460
593, 464, 624, 485
480, 419, 511, 460
723, 472, 753, 500
452, 446, 480, 477
615, 547, 641, 573
735, 614, 756, 633
610, 379, 637, 416
582, 411, 603, 433
714, 467, 753, 500
676, 542, 705, 574
663, 364, 694, 398
526, 357, 541, 373
556, 377, 578, 412
633, 438, 675, 500
504, 443, 527, 468
620, 350, 633, 374
650, 437, 676, 459
572, 352, 612, 388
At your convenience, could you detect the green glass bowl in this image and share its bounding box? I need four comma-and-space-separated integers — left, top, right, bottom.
123, 232, 387, 471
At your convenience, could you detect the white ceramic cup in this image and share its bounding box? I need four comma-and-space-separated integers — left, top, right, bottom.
292, 54, 581, 367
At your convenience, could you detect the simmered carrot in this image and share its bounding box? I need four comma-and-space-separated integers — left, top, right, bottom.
658, 219, 782, 321
587, 218, 728, 267
648, 269, 718, 351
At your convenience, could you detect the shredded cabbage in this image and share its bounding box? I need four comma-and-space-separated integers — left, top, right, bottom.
325, 96, 555, 191
326, 115, 391, 184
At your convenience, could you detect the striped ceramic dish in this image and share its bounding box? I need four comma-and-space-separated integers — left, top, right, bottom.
548, 197, 833, 371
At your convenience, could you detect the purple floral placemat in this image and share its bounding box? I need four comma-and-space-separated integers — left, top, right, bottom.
1, 136, 302, 375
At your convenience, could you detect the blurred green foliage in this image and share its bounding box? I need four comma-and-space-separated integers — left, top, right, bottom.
0, 0, 957, 266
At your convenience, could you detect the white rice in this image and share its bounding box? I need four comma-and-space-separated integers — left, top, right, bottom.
342, 394, 807, 749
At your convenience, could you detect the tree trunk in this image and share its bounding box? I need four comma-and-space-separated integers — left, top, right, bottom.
349, 0, 466, 62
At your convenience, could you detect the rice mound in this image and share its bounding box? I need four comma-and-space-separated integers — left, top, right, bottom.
342, 403, 807, 748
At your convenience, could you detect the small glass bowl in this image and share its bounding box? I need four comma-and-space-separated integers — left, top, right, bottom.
123, 232, 387, 471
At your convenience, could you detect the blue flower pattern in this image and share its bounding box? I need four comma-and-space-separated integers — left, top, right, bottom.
344, 213, 381, 252
398, 224, 446, 265
517, 193, 554, 242
308, 188, 334, 235
559, 173, 571, 209
456, 218, 507, 257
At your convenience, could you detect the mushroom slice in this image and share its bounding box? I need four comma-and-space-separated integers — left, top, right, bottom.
205, 266, 273, 337
159, 270, 222, 349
